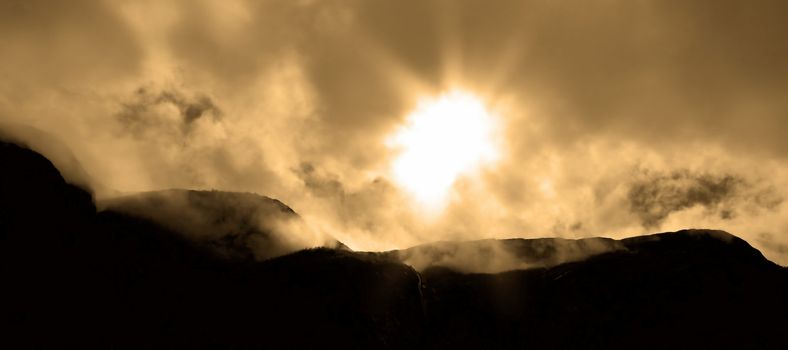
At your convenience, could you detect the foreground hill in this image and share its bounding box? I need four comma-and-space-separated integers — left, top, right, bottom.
417, 230, 786, 348
389, 236, 626, 273
101, 189, 339, 260
1, 140, 786, 348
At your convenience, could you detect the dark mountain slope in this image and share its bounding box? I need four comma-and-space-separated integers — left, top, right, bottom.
101, 189, 336, 260
1, 141, 99, 346
1, 140, 786, 349
0, 141, 423, 348
421, 229, 788, 349
0, 123, 97, 191
390, 236, 625, 273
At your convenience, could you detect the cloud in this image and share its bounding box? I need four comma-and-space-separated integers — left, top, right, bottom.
627, 170, 782, 228
118, 87, 221, 137
1, 0, 788, 268
0, 0, 142, 88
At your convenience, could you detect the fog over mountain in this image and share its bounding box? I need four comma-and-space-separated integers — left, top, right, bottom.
2, 1, 788, 264
2, 1, 788, 347
2, 141, 786, 348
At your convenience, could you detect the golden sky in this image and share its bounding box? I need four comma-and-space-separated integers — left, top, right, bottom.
1, 0, 787, 264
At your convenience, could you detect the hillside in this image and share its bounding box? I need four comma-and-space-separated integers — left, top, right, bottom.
1, 140, 786, 348
101, 189, 337, 261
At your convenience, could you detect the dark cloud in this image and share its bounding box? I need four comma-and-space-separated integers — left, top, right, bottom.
92, 84, 280, 194
628, 170, 782, 228
296, 162, 400, 232
296, 162, 345, 199
118, 88, 221, 137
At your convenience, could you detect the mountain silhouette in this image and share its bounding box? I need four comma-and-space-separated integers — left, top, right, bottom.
101, 188, 336, 261
1, 140, 786, 348
418, 230, 787, 349
389, 236, 626, 273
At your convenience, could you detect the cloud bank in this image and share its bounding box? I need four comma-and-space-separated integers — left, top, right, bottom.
2, 0, 788, 264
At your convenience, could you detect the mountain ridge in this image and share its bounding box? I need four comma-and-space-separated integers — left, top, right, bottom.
2, 139, 786, 348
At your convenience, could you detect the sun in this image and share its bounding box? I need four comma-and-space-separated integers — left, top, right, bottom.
387, 90, 501, 209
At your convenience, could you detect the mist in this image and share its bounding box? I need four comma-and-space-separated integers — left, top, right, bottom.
2, 0, 788, 265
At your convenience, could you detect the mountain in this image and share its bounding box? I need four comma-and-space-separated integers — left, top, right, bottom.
418, 230, 787, 349
1, 140, 786, 348
101, 189, 336, 261
389, 236, 626, 273
0, 123, 100, 192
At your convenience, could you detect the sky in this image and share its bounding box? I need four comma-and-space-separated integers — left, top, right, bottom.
1, 0, 788, 264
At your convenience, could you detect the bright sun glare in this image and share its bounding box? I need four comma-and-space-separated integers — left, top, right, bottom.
388, 91, 500, 209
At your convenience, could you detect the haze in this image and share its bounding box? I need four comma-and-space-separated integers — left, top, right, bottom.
1, 0, 787, 264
